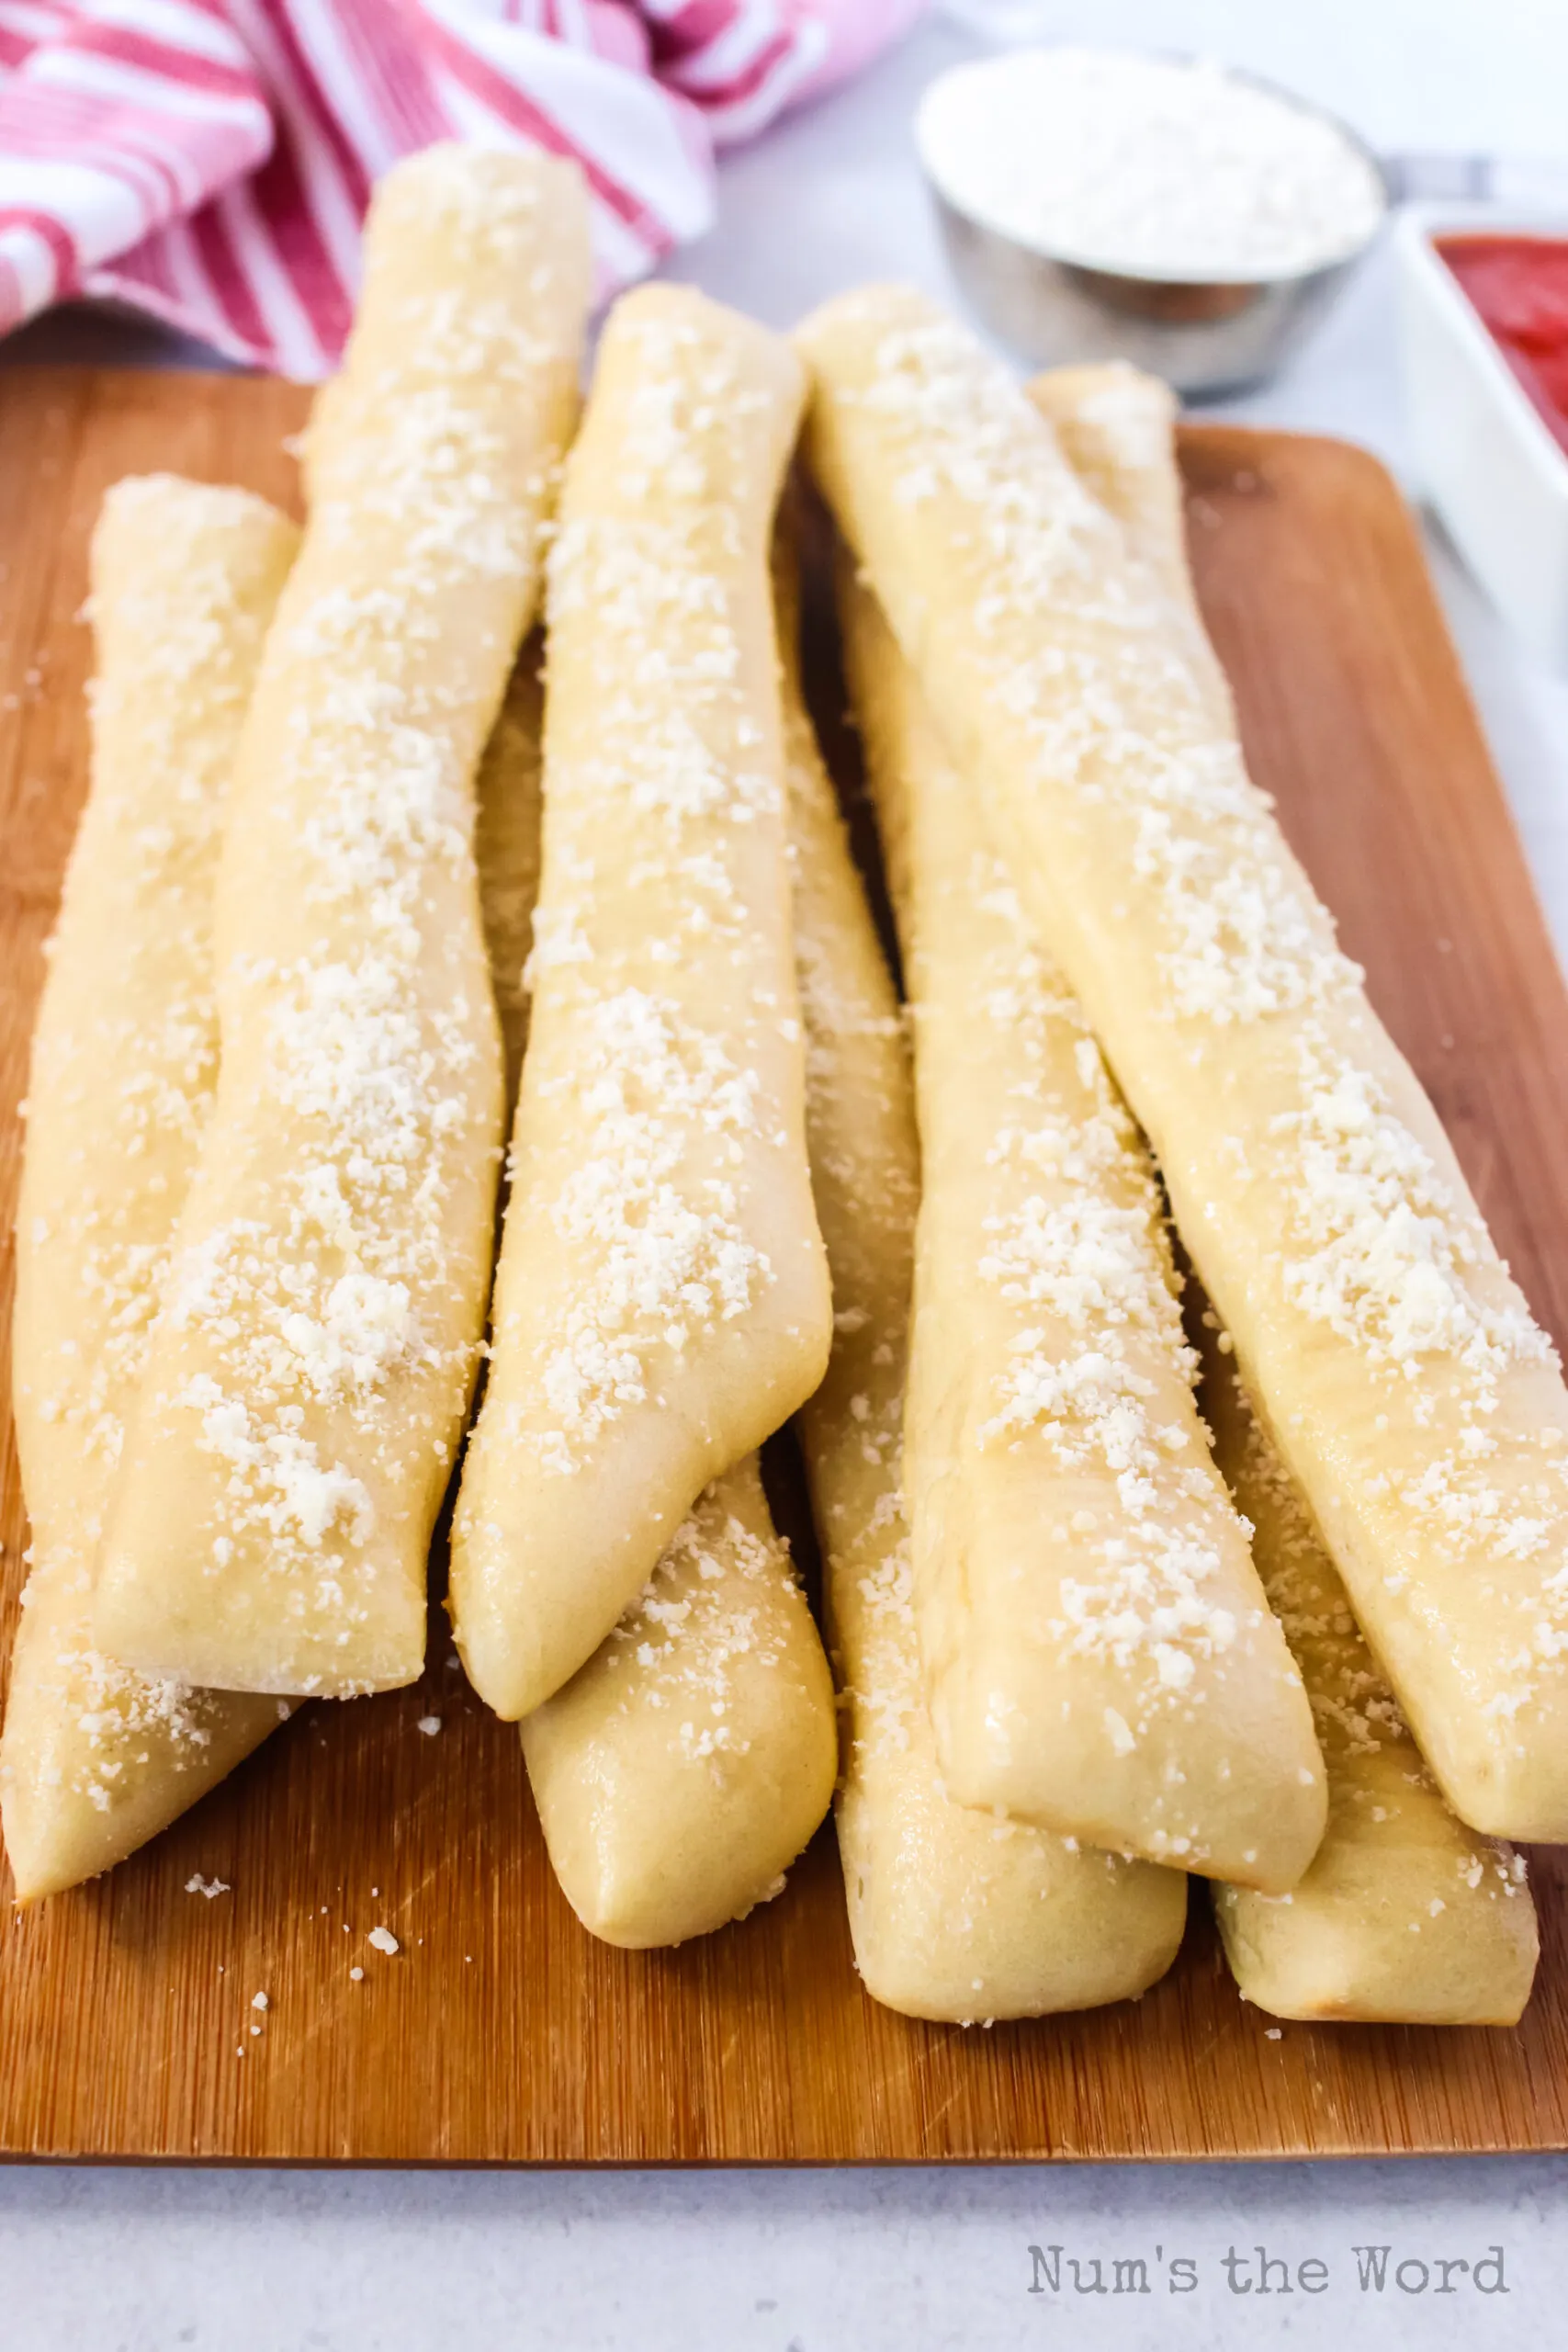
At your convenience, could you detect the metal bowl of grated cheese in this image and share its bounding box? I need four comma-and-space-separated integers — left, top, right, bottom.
917, 47, 1391, 397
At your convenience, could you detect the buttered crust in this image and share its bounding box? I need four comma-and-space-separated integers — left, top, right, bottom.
450, 288, 832, 1721
798, 286, 1568, 1843
92, 149, 592, 1699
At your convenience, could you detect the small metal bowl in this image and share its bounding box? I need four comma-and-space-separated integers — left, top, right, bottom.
919, 61, 1391, 399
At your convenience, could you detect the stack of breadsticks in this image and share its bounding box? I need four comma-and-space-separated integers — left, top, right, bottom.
0, 154, 1550, 2029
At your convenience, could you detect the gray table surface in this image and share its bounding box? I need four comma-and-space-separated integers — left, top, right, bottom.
5, 2, 1568, 2344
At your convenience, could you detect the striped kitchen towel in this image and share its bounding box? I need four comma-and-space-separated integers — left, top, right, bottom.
0, 0, 919, 376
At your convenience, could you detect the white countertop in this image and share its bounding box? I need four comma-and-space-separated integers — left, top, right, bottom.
6, 3, 1568, 2344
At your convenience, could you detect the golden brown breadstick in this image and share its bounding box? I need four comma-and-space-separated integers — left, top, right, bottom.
797, 285, 1568, 1842
93, 149, 591, 1698
781, 556, 1188, 2013
841, 571, 1324, 1889
521, 1453, 836, 1949
3, 480, 297, 1899
450, 288, 832, 1721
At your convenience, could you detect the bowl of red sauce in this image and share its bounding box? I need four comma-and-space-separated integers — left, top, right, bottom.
1438, 235, 1568, 455
1398, 214, 1568, 669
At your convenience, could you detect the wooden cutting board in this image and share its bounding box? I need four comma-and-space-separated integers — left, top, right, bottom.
2, 366, 1566, 2165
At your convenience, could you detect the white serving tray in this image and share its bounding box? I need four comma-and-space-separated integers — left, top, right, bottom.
1397, 205, 1568, 673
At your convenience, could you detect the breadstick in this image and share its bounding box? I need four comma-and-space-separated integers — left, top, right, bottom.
781, 557, 1187, 2016
1039, 361, 1540, 2018
94, 148, 592, 1696
841, 571, 1324, 1888
449, 288, 832, 1721
488, 600, 833, 1949
3, 480, 296, 1900
521, 1453, 836, 1948
1025, 363, 1231, 720
798, 286, 1568, 1842
1202, 1331, 1539, 2021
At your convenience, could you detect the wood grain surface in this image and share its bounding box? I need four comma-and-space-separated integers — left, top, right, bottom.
2, 368, 1566, 2165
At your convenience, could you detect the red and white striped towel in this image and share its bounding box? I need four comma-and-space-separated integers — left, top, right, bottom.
0, 0, 919, 376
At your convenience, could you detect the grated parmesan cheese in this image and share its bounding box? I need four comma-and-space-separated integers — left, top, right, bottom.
448, 286, 829, 1724
89, 148, 590, 1697
782, 560, 1186, 2016
797, 285, 1568, 1828
918, 48, 1384, 282
1, 480, 299, 1896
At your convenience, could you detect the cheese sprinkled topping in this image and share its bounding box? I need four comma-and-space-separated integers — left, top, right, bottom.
801, 288, 1568, 1761
953, 859, 1244, 1705
100, 149, 585, 1686
5, 479, 297, 1838
491, 300, 807, 1475
847, 304, 1359, 1025
1224, 1367, 1413, 1766
595, 1488, 796, 1761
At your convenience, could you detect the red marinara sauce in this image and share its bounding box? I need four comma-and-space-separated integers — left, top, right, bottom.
1436, 232, 1568, 457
